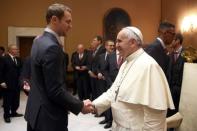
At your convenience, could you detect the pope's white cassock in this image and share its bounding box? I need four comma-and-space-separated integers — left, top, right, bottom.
93, 48, 174, 131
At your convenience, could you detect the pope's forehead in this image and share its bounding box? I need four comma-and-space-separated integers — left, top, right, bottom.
117, 30, 128, 39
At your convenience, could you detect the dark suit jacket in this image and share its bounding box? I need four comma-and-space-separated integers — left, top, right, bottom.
96, 53, 109, 92
168, 49, 186, 114
169, 49, 185, 87
71, 50, 89, 77
87, 45, 106, 74
145, 39, 170, 78
97, 52, 108, 75
0, 56, 4, 84
25, 32, 83, 131
1, 54, 22, 90
104, 52, 119, 86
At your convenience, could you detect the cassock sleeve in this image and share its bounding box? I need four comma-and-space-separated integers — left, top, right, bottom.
143, 106, 167, 131
93, 88, 113, 115
93, 77, 120, 115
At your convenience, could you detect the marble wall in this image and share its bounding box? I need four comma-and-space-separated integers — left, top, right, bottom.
178, 63, 197, 131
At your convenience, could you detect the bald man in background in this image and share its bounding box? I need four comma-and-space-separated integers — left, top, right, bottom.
71, 44, 90, 100
1, 44, 23, 123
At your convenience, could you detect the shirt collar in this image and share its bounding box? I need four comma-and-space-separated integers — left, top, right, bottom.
126, 48, 144, 62
44, 27, 62, 45
157, 37, 166, 49
8, 53, 14, 59
175, 46, 183, 53
116, 50, 120, 55
116, 50, 121, 61
96, 44, 102, 51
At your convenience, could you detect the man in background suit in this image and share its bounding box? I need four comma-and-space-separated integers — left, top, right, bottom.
87, 35, 106, 100
71, 44, 90, 100
0, 44, 23, 123
97, 40, 115, 97
167, 33, 186, 117
145, 22, 175, 79
25, 4, 93, 131
105, 49, 122, 87
0, 46, 5, 99
96, 40, 115, 129
99, 49, 123, 129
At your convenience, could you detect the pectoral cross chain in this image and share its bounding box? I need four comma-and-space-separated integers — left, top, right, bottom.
113, 51, 144, 102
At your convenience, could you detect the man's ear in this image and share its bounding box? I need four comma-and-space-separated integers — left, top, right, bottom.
51, 16, 59, 24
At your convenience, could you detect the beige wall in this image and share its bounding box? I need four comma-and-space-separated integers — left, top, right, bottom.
0, 0, 161, 55
178, 63, 197, 131
162, 0, 197, 49
0, 0, 68, 47
2, 0, 197, 53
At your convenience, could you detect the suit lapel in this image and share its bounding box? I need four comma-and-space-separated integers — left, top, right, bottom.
156, 40, 166, 53
175, 49, 184, 63
7, 55, 16, 66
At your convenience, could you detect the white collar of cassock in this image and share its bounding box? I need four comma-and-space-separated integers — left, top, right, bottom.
125, 48, 144, 62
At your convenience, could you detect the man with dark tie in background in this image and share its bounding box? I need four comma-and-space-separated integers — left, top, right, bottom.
87, 35, 106, 100
25, 3, 93, 131
97, 40, 115, 97
0, 44, 23, 123
167, 33, 186, 117
105, 49, 123, 87
71, 44, 90, 100
96, 40, 115, 129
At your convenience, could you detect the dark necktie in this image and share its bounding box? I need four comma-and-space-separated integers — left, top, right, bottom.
173, 51, 179, 63
13, 57, 17, 65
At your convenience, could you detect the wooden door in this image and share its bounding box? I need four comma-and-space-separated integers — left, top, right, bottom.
18, 36, 35, 60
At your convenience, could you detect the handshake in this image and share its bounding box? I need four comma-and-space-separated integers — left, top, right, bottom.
81, 99, 96, 114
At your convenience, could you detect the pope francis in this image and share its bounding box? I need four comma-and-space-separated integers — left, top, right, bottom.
92, 26, 174, 131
